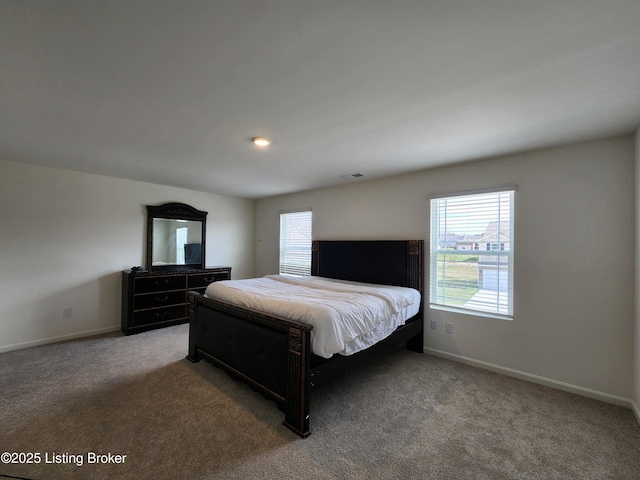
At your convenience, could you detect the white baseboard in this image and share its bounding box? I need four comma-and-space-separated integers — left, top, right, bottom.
0, 326, 121, 354
424, 347, 636, 413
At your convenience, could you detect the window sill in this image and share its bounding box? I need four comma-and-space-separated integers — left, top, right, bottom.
429, 304, 513, 321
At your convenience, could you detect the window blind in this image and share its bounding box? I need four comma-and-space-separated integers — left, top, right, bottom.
279, 210, 312, 276
430, 189, 514, 318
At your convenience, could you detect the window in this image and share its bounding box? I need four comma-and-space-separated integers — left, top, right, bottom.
430, 188, 514, 319
279, 210, 312, 276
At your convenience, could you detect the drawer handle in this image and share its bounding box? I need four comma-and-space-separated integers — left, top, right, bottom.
154, 295, 170, 302
153, 311, 169, 318
154, 279, 171, 286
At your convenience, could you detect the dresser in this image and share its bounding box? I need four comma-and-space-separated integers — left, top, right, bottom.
121, 267, 231, 335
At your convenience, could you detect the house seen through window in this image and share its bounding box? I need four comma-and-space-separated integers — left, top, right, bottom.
430, 188, 514, 319
279, 210, 312, 276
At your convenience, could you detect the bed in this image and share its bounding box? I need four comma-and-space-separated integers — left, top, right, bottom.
187, 240, 424, 438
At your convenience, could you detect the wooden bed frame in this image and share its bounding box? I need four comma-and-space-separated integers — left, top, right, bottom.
187, 239, 424, 438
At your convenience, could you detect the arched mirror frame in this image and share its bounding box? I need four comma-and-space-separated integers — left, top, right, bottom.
146, 203, 207, 271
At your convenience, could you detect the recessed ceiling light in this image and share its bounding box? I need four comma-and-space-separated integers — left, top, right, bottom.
251, 137, 270, 147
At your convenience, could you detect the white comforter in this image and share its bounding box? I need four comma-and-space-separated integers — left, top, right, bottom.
204, 275, 421, 358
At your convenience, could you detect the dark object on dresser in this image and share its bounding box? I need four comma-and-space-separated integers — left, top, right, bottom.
187, 240, 424, 438
184, 243, 202, 264
122, 267, 231, 335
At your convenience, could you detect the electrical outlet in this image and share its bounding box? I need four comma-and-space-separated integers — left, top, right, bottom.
445, 322, 453, 334
430, 320, 438, 330
62, 307, 72, 317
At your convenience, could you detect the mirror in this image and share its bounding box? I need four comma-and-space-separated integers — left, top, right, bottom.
146, 203, 207, 271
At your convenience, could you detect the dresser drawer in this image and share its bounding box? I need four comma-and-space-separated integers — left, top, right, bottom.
133, 305, 187, 327
188, 271, 230, 289
133, 289, 186, 311
134, 274, 186, 294
122, 267, 231, 335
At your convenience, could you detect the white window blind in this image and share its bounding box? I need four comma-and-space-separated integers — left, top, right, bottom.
279, 210, 312, 276
430, 188, 514, 318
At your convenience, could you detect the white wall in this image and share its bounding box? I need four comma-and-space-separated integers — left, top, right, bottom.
0, 158, 255, 352
256, 135, 635, 402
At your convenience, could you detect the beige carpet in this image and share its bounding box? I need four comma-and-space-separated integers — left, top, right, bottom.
1, 324, 638, 480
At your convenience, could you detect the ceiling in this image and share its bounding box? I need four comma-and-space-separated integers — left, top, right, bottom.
1, 1, 640, 199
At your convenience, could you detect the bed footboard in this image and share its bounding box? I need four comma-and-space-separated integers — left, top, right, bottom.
187, 292, 312, 438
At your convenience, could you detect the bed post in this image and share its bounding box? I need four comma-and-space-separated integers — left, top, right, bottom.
186, 293, 199, 363
311, 240, 319, 275
406, 240, 425, 353
283, 326, 311, 438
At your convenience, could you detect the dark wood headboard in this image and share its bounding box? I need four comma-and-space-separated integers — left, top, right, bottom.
310, 240, 424, 296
